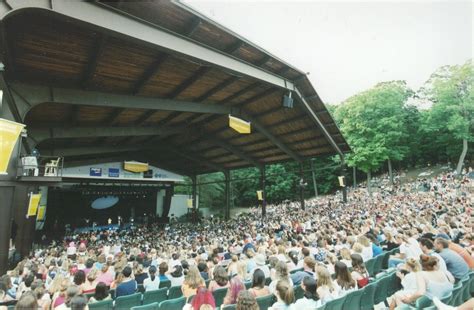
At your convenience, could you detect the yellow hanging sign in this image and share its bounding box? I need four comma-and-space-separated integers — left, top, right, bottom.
124, 161, 149, 173
187, 198, 193, 208
229, 115, 251, 134
27, 193, 41, 217
37, 205, 46, 221
257, 190, 263, 201
0, 118, 25, 175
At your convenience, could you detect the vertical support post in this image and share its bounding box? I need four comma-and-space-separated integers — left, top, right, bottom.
13, 185, 36, 258
341, 164, 348, 203
191, 174, 197, 209
299, 163, 305, 210
310, 159, 318, 197
0, 186, 14, 275
259, 165, 266, 218
353, 166, 357, 188
224, 170, 230, 220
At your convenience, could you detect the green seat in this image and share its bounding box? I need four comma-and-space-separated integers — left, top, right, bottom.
360, 282, 376, 310
294, 285, 305, 300
440, 291, 453, 306
143, 288, 168, 305
159, 279, 171, 289
256, 294, 274, 310
381, 251, 391, 270
415, 295, 432, 309
158, 296, 186, 310
365, 259, 376, 277
450, 282, 463, 306
244, 281, 252, 289
131, 302, 159, 310
115, 293, 142, 309
221, 304, 237, 310
373, 254, 384, 275
373, 274, 391, 305
320, 296, 345, 310
461, 275, 470, 302
342, 287, 364, 310
469, 270, 474, 294
290, 267, 304, 274
212, 287, 228, 308
88, 299, 113, 310
109, 288, 116, 299
386, 271, 402, 297
167, 285, 183, 299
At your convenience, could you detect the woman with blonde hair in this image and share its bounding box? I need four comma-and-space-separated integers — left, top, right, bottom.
357, 235, 373, 261
181, 266, 205, 299
339, 248, 352, 267
50, 276, 70, 309
227, 255, 239, 277
269, 280, 294, 310
390, 258, 421, 310
316, 265, 339, 305
235, 260, 250, 282
82, 269, 98, 294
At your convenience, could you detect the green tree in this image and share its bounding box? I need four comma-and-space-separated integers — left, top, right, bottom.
420, 60, 473, 175
335, 81, 413, 190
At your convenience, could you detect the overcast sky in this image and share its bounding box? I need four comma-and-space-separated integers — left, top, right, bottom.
184, 0, 472, 104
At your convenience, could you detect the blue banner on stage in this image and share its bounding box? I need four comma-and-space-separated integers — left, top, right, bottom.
90, 167, 102, 177
108, 168, 120, 178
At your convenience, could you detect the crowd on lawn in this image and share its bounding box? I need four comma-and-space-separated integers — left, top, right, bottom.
0, 169, 473, 310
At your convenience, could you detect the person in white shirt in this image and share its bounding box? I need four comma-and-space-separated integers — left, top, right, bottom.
290, 276, 319, 310
143, 266, 160, 291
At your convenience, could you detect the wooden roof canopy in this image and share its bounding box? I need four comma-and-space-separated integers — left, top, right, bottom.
0, 0, 350, 176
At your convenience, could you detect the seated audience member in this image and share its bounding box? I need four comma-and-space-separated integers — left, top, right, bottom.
88, 282, 111, 303
181, 266, 205, 299
290, 256, 316, 286
115, 266, 137, 297
351, 254, 370, 288
269, 261, 293, 294
56, 285, 80, 310
133, 264, 148, 285
223, 277, 245, 306
169, 265, 185, 287
399, 255, 453, 304
236, 290, 259, 310
198, 261, 209, 281
95, 264, 114, 287
334, 261, 356, 296
390, 258, 421, 309
269, 280, 294, 310
248, 269, 270, 298
434, 238, 470, 281
81, 269, 97, 294
183, 287, 215, 310
208, 265, 229, 292
316, 265, 339, 305
158, 262, 169, 281
143, 265, 160, 291
292, 276, 319, 309
69, 295, 88, 310
15, 291, 38, 310
251, 254, 270, 278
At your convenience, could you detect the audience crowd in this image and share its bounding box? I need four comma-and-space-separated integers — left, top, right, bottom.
0, 170, 472, 310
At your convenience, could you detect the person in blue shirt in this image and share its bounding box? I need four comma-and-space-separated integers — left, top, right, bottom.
434, 238, 469, 281
115, 266, 137, 297
159, 262, 169, 281
368, 234, 384, 257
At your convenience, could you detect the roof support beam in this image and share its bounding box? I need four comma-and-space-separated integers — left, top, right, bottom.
8, 83, 241, 121
184, 16, 201, 37
81, 34, 107, 88
0, 0, 294, 90
131, 54, 169, 95
206, 137, 261, 167
294, 87, 344, 158
29, 125, 189, 146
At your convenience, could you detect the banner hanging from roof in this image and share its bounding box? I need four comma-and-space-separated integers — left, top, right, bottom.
229, 115, 251, 134
27, 193, 41, 217
0, 118, 25, 175
124, 161, 149, 173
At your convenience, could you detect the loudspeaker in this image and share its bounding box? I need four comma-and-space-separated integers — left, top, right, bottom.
283, 94, 294, 108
